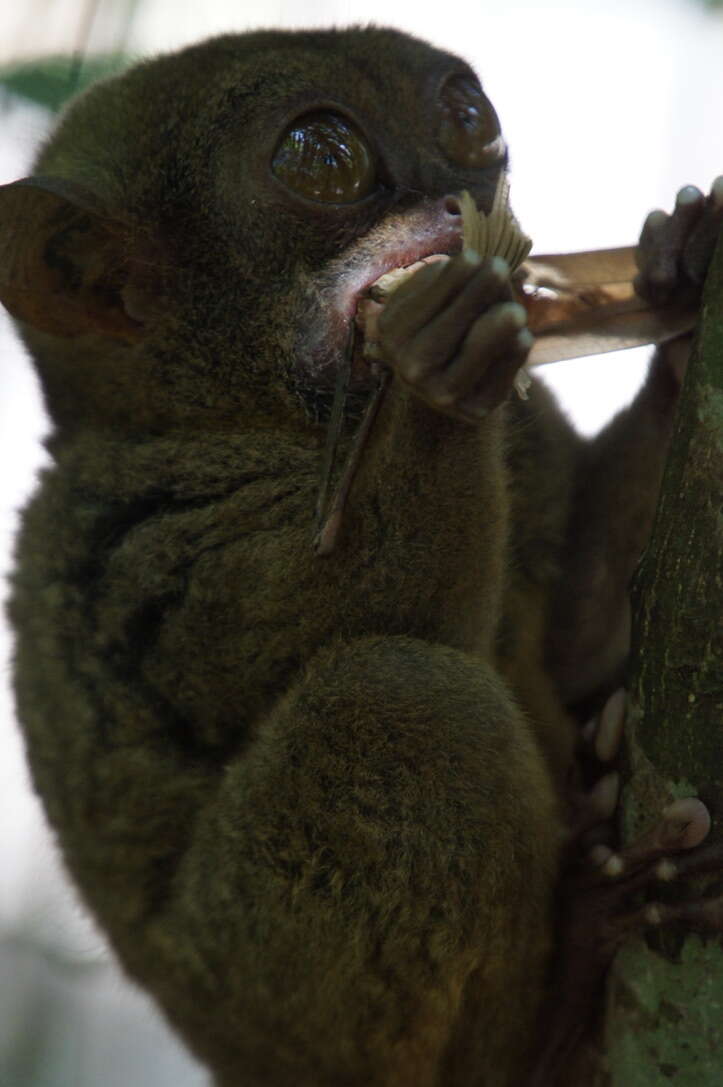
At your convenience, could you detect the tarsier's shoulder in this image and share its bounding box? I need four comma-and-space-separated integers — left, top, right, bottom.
10, 427, 318, 649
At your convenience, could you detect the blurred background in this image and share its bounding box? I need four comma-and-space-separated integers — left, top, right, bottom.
1, 1, 722, 1084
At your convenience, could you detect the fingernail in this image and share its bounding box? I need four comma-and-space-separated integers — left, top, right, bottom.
602, 853, 625, 878
644, 209, 668, 231
498, 301, 527, 329
676, 184, 703, 207
644, 904, 663, 925
655, 859, 677, 882
595, 688, 626, 761
461, 248, 482, 267
489, 255, 510, 278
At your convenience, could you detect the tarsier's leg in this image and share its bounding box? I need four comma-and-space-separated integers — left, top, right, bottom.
528, 690, 723, 1087
136, 637, 560, 1087
545, 340, 683, 705
547, 178, 723, 705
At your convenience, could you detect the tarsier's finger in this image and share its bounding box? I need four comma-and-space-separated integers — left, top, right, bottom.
593, 688, 626, 763
430, 298, 526, 399
563, 772, 620, 856
378, 251, 479, 350
680, 174, 723, 284
639, 186, 705, 264
636, 207, 669, 269
634, 210, 672, 305
642, 894, 723, 931
406, 256, 513, 381
595, 797, 711, 880
396, 260, 514, 386
635, 186, 704, 296
617, 845, 723, 931
664, 184, 706, 254
451, 322, 533, 421
649, 840, 723, 884
381, 254, 515, 390
571, 772, 620, 838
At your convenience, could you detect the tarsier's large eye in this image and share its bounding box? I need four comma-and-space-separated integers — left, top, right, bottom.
437, 74, 505, 169
272, 110, 376, 204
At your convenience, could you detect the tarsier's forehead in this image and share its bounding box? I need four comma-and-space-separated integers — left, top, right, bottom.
206, 26, 470, 85
189, 27, 480, 130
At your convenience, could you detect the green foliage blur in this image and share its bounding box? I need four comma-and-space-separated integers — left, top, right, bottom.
0, 55, 128, 113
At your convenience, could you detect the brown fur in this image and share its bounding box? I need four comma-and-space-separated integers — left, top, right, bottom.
1, 27, 680, 1085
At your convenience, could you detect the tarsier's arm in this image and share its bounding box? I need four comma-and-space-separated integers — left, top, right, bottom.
546, 181, 723, 706
1, 28, 721, 1087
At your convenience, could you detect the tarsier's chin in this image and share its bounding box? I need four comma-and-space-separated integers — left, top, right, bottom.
2, 25, 721, 1087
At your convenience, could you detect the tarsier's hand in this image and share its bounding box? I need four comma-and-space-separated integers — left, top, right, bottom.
376, 251, 533, 422
634, 176, 723, 311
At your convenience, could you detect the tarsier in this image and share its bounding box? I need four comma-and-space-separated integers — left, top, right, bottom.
2, 26, 722, 1087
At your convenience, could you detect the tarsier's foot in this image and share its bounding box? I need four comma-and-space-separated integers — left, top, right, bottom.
634, 176, 723, 311
376, 251, 532, 421
577, 797, 720, 946
529, 689, 723, 1086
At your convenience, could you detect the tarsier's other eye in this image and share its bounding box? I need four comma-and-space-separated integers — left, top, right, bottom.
272, 111, 376, 204
437, 74, 505, 169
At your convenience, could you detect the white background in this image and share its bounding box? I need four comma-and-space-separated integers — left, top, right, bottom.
1, 1, 722, 1084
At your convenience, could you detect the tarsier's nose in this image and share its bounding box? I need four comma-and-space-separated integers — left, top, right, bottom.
443, 194, 463, 220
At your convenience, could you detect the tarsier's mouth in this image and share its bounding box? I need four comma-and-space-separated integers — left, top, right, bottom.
346, 183, 532, 379
353, 253, 453, 365
297, 226, 461, 387
294, 226, 463, 394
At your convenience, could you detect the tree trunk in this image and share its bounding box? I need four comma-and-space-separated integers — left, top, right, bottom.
604, 236, 723, 1083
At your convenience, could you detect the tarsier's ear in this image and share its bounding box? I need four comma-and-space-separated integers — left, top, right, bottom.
0, 176, 146, 342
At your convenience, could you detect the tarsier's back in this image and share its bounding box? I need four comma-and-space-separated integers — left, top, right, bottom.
3, 26, 718, 1087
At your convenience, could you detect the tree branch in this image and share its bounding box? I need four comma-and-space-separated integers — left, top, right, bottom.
605, 233, 723, 1083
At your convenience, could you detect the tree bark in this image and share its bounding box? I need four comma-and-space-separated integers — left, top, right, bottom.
604, 236, 723, 1083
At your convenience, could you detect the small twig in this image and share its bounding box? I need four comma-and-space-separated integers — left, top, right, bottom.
314, 367, 391, 556
314, 323, 354, 529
